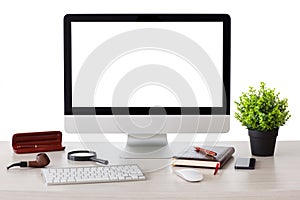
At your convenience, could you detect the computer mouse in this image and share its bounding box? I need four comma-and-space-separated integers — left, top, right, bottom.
175, 169, 204, 182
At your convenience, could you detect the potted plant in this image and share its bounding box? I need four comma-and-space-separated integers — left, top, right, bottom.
234, 82, 291, 156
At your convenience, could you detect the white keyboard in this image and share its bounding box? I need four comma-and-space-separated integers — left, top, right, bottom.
41, 164, 146, 185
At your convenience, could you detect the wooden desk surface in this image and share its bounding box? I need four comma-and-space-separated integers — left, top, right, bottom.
1, 141, 300, 200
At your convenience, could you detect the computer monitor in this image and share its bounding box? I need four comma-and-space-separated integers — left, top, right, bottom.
64, 14, 231, 159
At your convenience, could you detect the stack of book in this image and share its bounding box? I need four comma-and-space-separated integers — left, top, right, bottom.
172, 146, 235, 168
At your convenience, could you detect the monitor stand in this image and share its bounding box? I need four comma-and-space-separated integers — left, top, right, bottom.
120, 134, 173, 159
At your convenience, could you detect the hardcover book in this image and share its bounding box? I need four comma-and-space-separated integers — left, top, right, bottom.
172, 146, 235, 168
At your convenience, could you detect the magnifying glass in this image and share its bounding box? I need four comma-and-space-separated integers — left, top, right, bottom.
67, 150, 109, 165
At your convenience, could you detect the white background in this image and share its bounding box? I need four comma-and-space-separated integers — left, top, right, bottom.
0, 0, 299, 142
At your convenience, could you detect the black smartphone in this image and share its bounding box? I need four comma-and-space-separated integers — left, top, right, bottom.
234, 158, 256, 169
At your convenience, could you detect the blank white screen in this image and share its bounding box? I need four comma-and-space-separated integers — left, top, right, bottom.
71, 22, 223, 107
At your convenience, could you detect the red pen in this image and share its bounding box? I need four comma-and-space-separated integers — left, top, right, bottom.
194, 146, 217, 157
214, 163, 220, 175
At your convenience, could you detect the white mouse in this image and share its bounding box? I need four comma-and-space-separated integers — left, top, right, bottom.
175, 169, 204, 182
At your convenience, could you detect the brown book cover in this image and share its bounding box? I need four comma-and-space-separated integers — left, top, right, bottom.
172, 146, 235, 169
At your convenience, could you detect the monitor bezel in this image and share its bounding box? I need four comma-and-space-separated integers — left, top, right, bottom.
64, 14, 230, 115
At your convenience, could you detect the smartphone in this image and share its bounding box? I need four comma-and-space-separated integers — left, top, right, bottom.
234, 158, 256, 169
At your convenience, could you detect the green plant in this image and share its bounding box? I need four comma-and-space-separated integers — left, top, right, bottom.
234, 82, 291, 131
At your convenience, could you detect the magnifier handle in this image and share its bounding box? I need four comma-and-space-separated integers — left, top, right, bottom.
90, 157, 109, 165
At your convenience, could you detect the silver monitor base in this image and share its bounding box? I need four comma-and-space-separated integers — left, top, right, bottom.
120, 134, 173, 159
